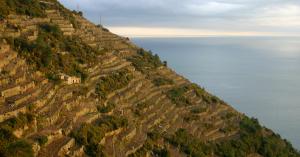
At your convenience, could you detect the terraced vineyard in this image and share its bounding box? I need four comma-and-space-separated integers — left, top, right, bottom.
0, 0, 299, 157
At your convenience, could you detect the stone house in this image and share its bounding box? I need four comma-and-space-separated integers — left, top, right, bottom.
59, 73, 81, 85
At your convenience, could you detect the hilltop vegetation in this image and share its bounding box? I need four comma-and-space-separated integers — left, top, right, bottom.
6, 23, 102, 81
0, 0, 48, 19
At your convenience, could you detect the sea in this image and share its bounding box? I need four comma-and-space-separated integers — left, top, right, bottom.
132, 36, 300, 150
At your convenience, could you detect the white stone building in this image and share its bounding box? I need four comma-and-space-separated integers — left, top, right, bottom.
59, 73, 81, 85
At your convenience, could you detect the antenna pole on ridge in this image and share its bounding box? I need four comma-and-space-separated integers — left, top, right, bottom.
100, 16, 103, 47
99, 16, 102, 27
76, 3, 80, 11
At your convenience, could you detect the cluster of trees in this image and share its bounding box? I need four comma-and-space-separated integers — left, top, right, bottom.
166, 86, 191, 106
8, 23, 102, 82
95, 70, 133, 99
72, 10, 83, 17
152, 77, 174, 87
71, 115, 128, 157
0, 113, 34, 131
190, 107, 207, 114
127, 49, 163, 74
0, 0, 47, 19
0, 113, 35, 157
166, 117, 300, 157
215, 117, 300, 157
167, 83, 222, 107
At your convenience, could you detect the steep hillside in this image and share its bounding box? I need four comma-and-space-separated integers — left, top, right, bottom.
0, 0, 299, 157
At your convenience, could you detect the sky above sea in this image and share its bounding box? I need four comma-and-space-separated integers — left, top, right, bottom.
59, 0, 300, 37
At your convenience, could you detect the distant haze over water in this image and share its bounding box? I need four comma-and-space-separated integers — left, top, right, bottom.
132, 36, 300, 150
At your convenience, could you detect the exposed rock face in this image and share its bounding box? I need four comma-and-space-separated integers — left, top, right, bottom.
0, 1, 299, 157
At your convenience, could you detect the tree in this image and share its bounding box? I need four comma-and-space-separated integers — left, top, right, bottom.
163, 61, 168, 67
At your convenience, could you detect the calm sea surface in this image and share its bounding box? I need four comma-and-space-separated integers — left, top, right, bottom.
132, 37, 300, 149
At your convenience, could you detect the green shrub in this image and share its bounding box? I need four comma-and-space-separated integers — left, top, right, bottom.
0, 127, 33, 157
147, 131, 161, 141
96, 116, 128, 130
0, 113, 34, 131
39, 24, 61, 37
167, 129, 213, 157
102, 28, 109, 32
166, 86, 191, 106
129, 131, 170, 157
133, 102, 151, 116
183, 115, 200, 122
95, 70, 133, 99
58, 6, 79, 29
71, 116, 128, 156
3, 140, 34, 157
0, 128, 16, 148
152, 77, 174, 86
153, 147, 170, 157
127, 49, 163, 74
72, 124, 104, 146
190, 107, 206, 114
189, 84, 222, 105
0, 113, 35, 157
71, 124, 105, 157
34, 135, 48, 146
97, 102, 115, 113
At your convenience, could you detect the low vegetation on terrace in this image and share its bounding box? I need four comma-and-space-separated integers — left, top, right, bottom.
95, 69, 133, 99
71, 115, 128, 157
6, 24, 102, 82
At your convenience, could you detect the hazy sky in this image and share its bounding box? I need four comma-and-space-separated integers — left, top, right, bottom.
59, 0, 300, 37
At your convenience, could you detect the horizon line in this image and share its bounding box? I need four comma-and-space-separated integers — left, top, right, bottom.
107, 26, 300, 38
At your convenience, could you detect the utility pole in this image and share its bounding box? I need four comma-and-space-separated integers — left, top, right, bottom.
76, 3, 80, 11
99, 16, 102, 27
